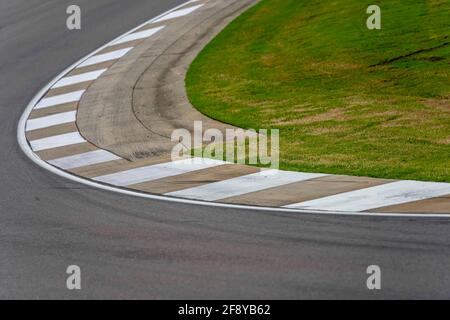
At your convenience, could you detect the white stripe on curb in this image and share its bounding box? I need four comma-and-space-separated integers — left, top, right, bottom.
284, 180, 450, 212
52, 69, 108, 88
30, 132, 86, 152
48, 150, 121, 170
94, 158, 226, 187
26, 111, 76, 131
153, 4, 204, 23
112, 26, 165, 45
166, 170, 328, 201
35, 90, 85, 109
77, 48, 133, 68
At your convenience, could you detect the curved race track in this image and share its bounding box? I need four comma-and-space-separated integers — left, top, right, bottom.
1, 0, 450, 299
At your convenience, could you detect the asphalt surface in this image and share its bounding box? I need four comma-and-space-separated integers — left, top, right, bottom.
1, 0, 450, 299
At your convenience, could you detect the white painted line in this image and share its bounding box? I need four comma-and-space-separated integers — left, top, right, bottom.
112, 26, 165, 45
284, 180, 450, 212
152, 4, 204, 23
93, 158, 226, 186
35, 90, 85, 109
48, 150, 121, 170
52, 69, 107, 88
166, 170, 328, 201
30, 132, 86, 152
77, 48, 133, 68
26, 111, 76, 131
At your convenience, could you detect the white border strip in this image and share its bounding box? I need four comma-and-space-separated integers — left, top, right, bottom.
153, 4, 204, 23
112, 25, 166, 45
52, 69, 108, 88
285, 180, 450, 212
48, 149, 121, 170
77, 47, 133, 68
30, 132, 86, 151
167, 170, 327, 201
26, 110, 76, 131
35, 90, 85, 109
17, 0, 450, 219
94, 157, 225, 186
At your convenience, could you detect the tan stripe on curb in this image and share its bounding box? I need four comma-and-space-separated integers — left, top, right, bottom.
28, 102, 78, 119
97, 40, 144, 55
222, 175, 392, 207
45, 82, 92, 98
70, 155, 171, 178
370, 195, 450, 214
128, 164, 260, 194
36, 142, 97, 161
68, 61, 116, 76
26, 123, 78, 141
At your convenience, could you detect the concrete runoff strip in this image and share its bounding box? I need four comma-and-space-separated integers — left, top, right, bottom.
284, 181, 450, 212
35, 90, 85, 109
152, 4, 204, 23
52, 69, 107, 88
166, 170, 328, 202
30, 132, 86, 152
93, 158, 226, 187
112, 26, 165, 45
84, 0, 258, 161
48, 150, 121, 170
77, 48, 133, 68
26, 111, 76, 131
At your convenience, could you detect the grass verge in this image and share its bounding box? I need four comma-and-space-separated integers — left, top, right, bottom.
186, 0, 450, 182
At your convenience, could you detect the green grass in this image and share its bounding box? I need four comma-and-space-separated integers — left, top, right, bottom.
186, 0, 450, 182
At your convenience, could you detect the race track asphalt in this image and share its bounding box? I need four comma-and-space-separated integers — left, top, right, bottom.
1, 0, 450, 299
